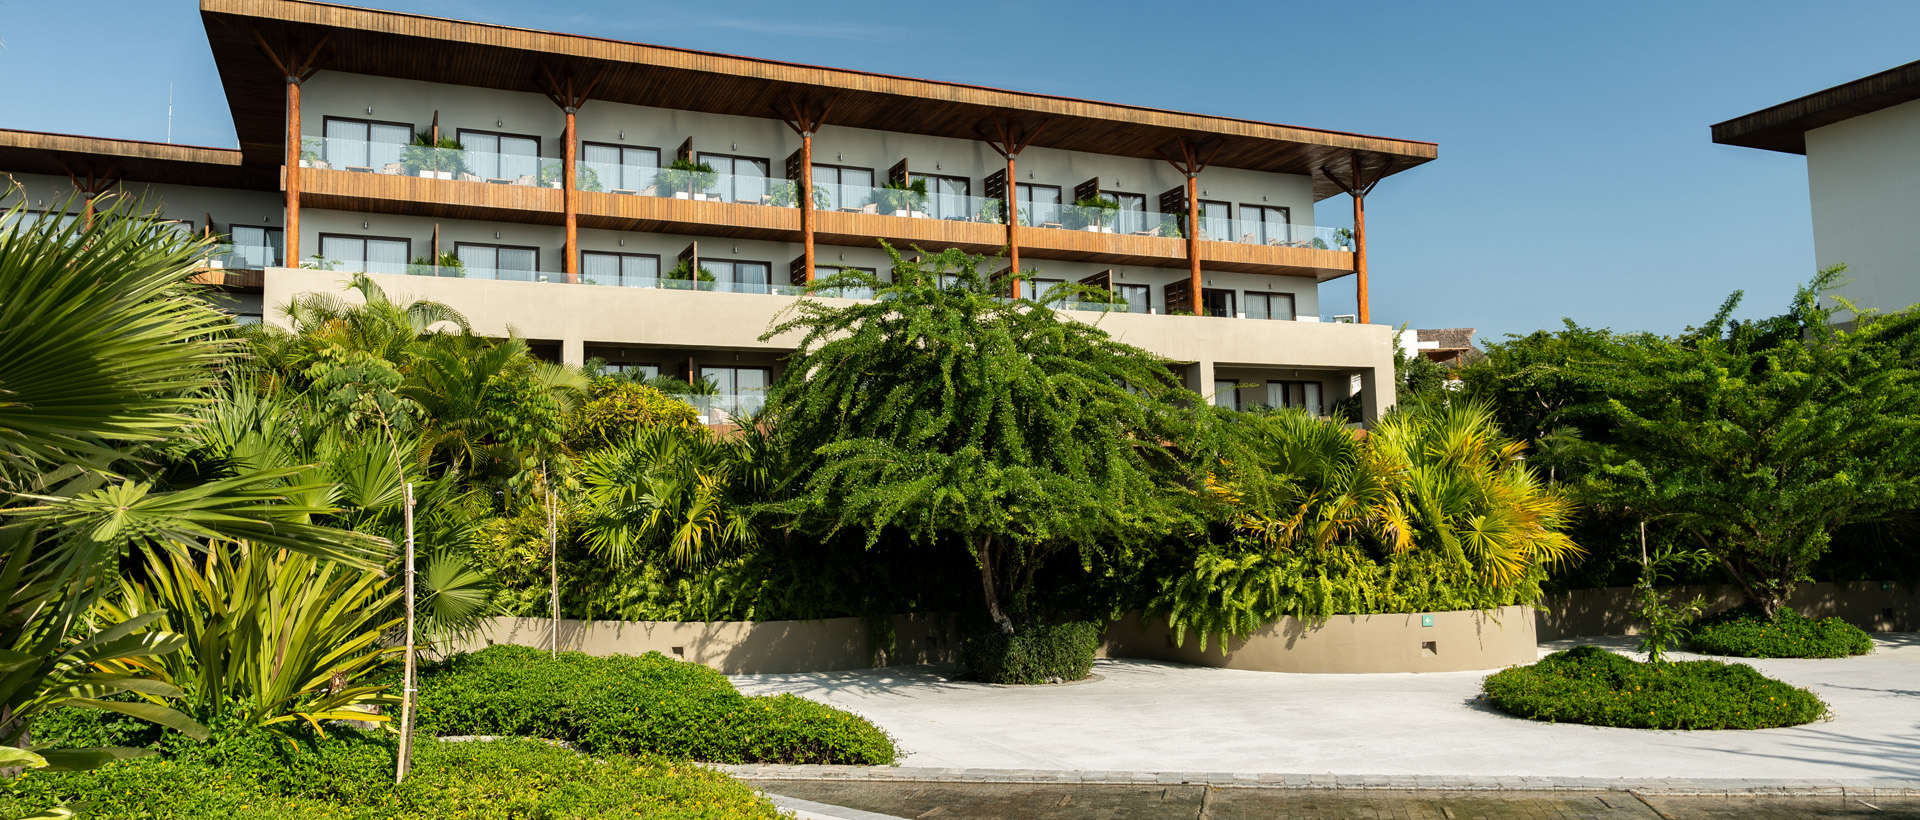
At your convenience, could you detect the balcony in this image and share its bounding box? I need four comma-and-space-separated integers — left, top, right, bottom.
290, 139, 1356, 279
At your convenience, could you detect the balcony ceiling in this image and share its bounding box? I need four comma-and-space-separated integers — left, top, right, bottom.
202, 0, 1437, 201
0, 129, 276, 191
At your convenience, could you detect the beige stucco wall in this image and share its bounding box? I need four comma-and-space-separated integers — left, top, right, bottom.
263, 267, 1395, 417
450, 614, 959, 674
1805, 97, 1920, 316
1100, 606, 1538, 674
1536, 580, 1920, 641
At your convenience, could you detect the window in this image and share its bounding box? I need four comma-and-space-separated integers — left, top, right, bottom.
813, 165, 874, 211
1245, 291, 1296, 321
1213, 380, 1240, 411
459, 130, 542, 181
323, 117, 412, 170
1201, 288, 1236, 318
1266, 380, 1324, 416
1027, 277, 1066, 301
1015, 183, 1062, 227
319, 234, 410, 276
812, 265, 878, 299
699, 258, 773, 294
1197, 200, 1231, 241
1240, 205, 1292, 245
920, 174, 971, 220
581, 143, 660, 193
606, 363, 659, 378
228, 226, 284, 269
2, 210, 80, 232
455, 242, 540, 282
698, 365, 771, 420
698, 153, 770, 204
582, 250, 660, 287
1101, 191, 1149, 234
1117, 283, 1152, 314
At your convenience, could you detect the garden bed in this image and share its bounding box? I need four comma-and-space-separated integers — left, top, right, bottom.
1482, 645, 1829, 729
1691, 609, 1875, 659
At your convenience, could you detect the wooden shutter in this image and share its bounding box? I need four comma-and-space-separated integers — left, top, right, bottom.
984, 168, 1007, 201
989, 265, 1018, 297
784, 148, 804, 183
1158, 185, 1187, 215
678, 241, 698, 274
789, 253, 808, 286
676, 137, 693, 164
888, 158, 909, 187
1163, 279, 1194, 315
1078, 269, 1115, 296
1073, 177, 1101, 204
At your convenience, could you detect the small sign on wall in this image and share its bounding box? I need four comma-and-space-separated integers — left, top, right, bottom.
1421, 614, 1434, 628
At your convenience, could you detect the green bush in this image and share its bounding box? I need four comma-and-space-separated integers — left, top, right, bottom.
1482, 645, 1828, 730
0, 732, 782, 820
415, 645, 895, 764
1691, 608, 1875, 659
567, 377, 700, 450
961, 622, 1100, 684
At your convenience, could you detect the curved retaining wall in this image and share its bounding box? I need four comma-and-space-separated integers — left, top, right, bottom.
1099, 606, 1539, 674
463, 606, 1538, 675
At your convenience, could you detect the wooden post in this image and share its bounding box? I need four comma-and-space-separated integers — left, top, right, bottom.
563, 106, 579, 282
431, 223, 440, 277
1006, 154, 1021, 298
1350, 153, 1369, 325
1184, 171, 1200, 308
286, 77, 301, 266
800, 130, 816, 282
395, 481, 417, 783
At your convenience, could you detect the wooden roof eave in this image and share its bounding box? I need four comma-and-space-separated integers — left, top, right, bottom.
201, 0, 1435, 199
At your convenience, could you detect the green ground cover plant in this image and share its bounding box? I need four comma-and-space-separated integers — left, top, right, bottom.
415, 645, 896, 764
1482, 645, 1828, 730
961, 621, 1101, 684
1691, 608, 1875, 659
0, 731, 782, 820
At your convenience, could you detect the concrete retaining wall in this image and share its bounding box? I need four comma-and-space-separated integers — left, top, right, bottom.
454, 613, 960, 674
1098, 606, 1539, 674
1535, 580, 1920, 641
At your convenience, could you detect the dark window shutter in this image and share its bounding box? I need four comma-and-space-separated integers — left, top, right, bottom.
1078, 269, 1114, 295
789, 253, 808, 286
784, 148, 804, 183
984, 168, 1007, 201
1073, 177, 1101, 203
1158, 185, 1188, 215
888, 158, 909, 187
676, 138, 693, 164
678, 241, 698, 273
1163, 279, 1194, 315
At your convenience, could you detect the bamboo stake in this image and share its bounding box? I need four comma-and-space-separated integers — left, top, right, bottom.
395, 481, 417, 783
547, 466, 559, 658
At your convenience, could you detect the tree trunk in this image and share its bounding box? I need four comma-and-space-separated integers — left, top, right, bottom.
977, 534, 1015, 635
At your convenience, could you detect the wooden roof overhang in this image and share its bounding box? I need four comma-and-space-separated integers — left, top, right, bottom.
201, 0, 1436, 199
1712, 59, 1920, 155
0, 128, 274, 191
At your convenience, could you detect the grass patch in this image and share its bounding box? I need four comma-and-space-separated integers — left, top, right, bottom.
415, 645, 896, 764
960, 621, 1100, 684
1691, 608, 1875, 659
1482, 645, 1828, 730
0, 733, 782, 820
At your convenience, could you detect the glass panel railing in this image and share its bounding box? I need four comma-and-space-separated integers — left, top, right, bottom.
460, 267, 550, 282
579, 272, 661, 288
207, 244, 279, 270
827, 185, 1006, 223
680, 393, 767, 425
1200, 218, 1347, 249
313, 139, 564, 187
332, 259, 412, 277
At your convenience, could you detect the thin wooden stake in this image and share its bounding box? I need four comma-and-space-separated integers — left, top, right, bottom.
547, 466, 559, 658
395, 481, 417, 783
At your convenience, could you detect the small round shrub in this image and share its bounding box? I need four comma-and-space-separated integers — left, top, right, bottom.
1482, 645, 1828, 730
415, 645, 895, 765
1691, 608, 1874, 659
567, 378, 699, 449
961, 621, 1100, 685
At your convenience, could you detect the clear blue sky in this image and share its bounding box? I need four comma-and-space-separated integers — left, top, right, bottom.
4, 0, 1917, 342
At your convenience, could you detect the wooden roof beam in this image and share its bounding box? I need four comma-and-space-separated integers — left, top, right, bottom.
776, 96, 837, 136
539, 63, 610, 111
980, 115, 1051, 158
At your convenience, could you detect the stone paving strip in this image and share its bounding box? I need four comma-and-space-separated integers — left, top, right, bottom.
725, 763, 1920, 797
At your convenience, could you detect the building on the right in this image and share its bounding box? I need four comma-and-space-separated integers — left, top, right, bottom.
1713, 59, 1920, 315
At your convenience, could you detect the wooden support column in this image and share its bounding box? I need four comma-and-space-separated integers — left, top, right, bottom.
253, 30, 329, 268
57, 160, 122, 229
1321, 152, 1386, 325
542, 64, 609, 284
1157, 137, 1222, 314
983, 117, 1049, 299
778, 98, 835, 283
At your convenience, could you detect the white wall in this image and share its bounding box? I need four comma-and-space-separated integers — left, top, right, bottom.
1805, 97, 1920, 316
2, 172, 282, 236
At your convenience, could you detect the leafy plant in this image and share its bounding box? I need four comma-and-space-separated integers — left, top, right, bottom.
868, 178, 929, 213
1062, 196, 1118, 230
566, 377, 701, 450
578, 424, 756, 568
1691, 608, 1874, 659
1482, 645, 1828, 730
399, 132, 468, 177
766, 180, 831, 209
1334, 227, 1355, 248
960, 622, 1099, 684
654, 160, 718, 196
406, 251, 466, 277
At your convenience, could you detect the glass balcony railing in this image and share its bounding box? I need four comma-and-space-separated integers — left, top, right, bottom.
820, 184, 1006, 223
1193, 217, 1347, 250
309, 139, 564, 187
681, 393, 767, 425
205, 244, 280, 270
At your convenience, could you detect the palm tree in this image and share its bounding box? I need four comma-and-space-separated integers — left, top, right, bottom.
577, 424, 756, 568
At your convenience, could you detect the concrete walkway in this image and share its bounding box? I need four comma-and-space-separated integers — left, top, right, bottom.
731, 634, 1920, 781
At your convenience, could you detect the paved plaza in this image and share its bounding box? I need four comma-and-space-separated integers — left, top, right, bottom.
732, 634, 1920, 781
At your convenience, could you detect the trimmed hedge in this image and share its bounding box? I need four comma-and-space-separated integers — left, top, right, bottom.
415, 645, 896, 764
1482, 645, 1828, 730
1692, 608, 1875, 659
0, 732, 781, 820
961, 621, 1100, 684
